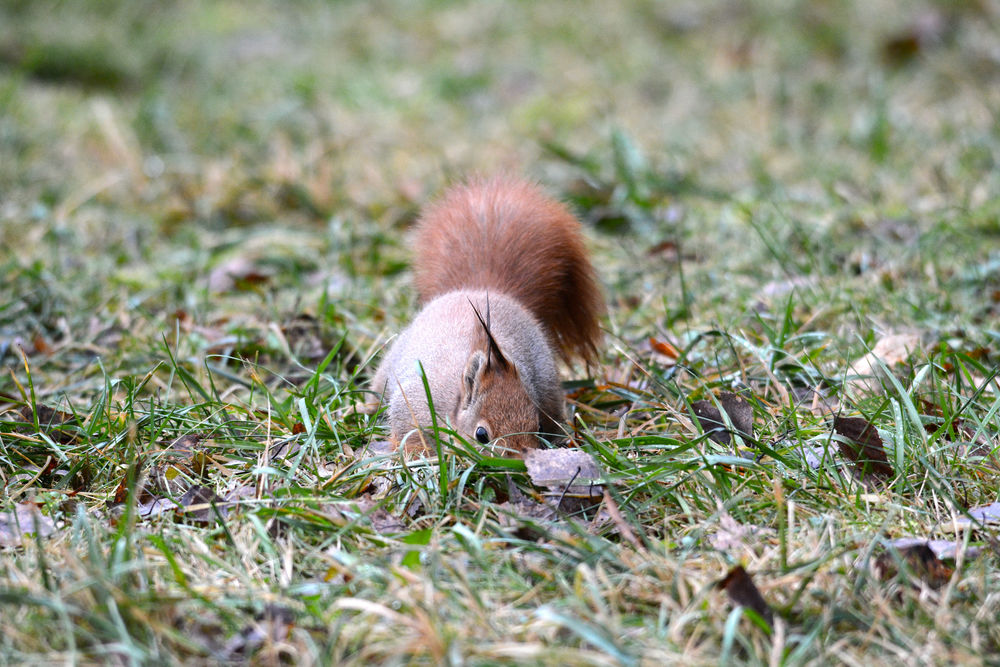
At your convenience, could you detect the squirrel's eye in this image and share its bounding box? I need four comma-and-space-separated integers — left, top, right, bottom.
475, 426, 490, 444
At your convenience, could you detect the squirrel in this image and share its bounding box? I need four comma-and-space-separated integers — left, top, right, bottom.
372, 175, 604, 455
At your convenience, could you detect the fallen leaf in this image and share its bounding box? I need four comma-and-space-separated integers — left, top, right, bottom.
882, 10, 950, 66
966, 502, 1000, 524
0, 502, 56, 547
524, 448, 602, 487
874, 542, 953, 589
178, 485, 228, 523
16, 404, 79, 445
111, 457, 148, 505
281, 313, 350, 364
691, 392, 754, 448
938, 502, 1000, 532
832, 416, 894, 479
31, 334, 53, 355
136, 496, 180, 520
207, 256, 272, 293
496, 498, 559, 526
718, 565, 773, 626
888, 537, 982, 561
648, 336, 679, 359
524, 448, 603, 513
845, 333, 921, 395
646, 239, 678, 258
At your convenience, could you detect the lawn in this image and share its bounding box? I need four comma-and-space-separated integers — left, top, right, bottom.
1, 0, 999, 664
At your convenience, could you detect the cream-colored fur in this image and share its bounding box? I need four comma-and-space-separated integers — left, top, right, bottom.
373, 290, 563, 451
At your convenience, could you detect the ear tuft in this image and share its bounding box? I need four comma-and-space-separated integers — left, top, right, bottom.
468, 297, 510, 370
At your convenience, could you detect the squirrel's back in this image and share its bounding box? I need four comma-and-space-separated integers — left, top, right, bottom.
412, 175, 604, 364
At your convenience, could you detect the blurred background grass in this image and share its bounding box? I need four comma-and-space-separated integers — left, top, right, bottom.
3, 0, 998, 395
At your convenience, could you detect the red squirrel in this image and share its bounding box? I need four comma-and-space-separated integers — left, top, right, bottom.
372, 175, 604, 455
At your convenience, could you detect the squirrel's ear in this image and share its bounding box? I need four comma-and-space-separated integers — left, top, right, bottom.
469, 299, 510, 371
462, 350, 487, 405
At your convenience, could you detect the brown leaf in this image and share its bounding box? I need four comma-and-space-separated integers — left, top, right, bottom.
692, 392, 754, 448
882, 10, 950, 66
0, 502, 56, 547
31, 334, 53, 355
168, 434, 203, 450
646, 239, 678, 258
718, 565, 773, 626
648, 336, 679, 359
874, 543, 953, 589
281, 313, 353, 365
178, 485, 228, 523
111, 457, 148, 505
16, 404, 79, 445
889, 537, 982, 562
207, 256, 272, 293
832, 416, 894, 479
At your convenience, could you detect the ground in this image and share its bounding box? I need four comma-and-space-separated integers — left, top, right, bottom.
1, 0, 999, 664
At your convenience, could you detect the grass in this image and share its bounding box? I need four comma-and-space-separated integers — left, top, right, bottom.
2, 0, 999, 663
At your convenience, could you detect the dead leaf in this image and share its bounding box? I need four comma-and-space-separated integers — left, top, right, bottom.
111, 457, 149, 505
495, 494, 568, 541
832, 416, 894, 479
691, 392, 754, 448
718, 565, 773, 626
16, 404, 79, 445
888, 537, 982, 561
642, 336, 679, 367
524, 448, 603, 513
524, 448, 601, 487
874, 542, 953, 589
0, 502, 56, 547
136, 496, 180, 519
882, 10, 951, 66
178, 485, 228, 523
207, 256, 272, 293
646, 239, 678, 258
938, 502, 1000, 532
281, 313, 354, 365
845, 333, 921, 395
648, 336, 679, 359
31, 334, 53, 355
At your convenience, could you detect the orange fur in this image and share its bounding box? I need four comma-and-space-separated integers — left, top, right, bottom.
413, 175, 605, 365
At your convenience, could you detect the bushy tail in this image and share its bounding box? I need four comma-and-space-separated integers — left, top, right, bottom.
412, 175, 604, 364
